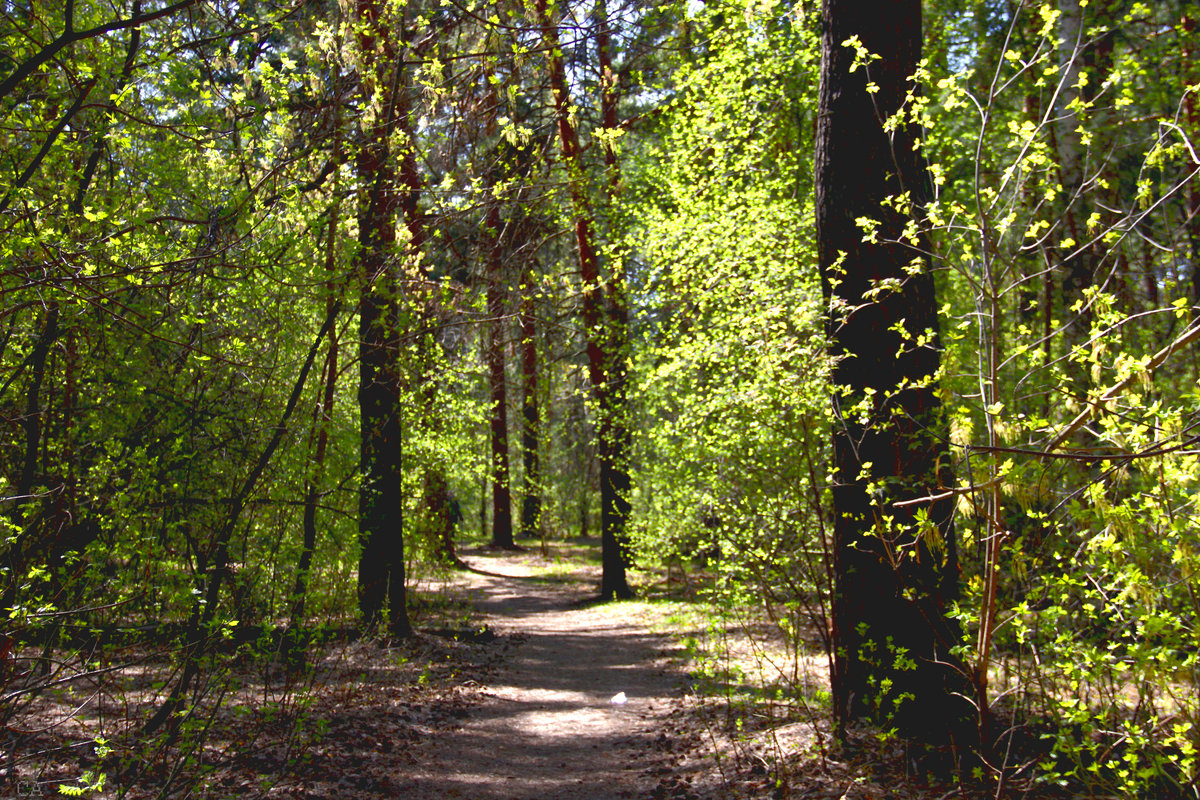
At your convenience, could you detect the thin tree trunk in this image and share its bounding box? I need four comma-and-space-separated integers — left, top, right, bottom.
595, 0, 633, 600
144, 302, 340, 736
479, 469, 489, 539
486, 203, 515, 549
519, 281, 542, 539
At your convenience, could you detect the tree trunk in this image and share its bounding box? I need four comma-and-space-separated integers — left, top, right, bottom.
486, 203, 516, 549
415, 290, 461, 566
595, 0, 634, 600
519, 282, 542, 539
538, 0, 633, 598
479, 456, 489, 538
355, 0, 411, 638
424, 469, 461, 565
816, 0, 971, 756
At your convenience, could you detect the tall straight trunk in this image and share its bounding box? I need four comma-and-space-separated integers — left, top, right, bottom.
480, 323, 490, 541
355, 0, 411, 637
538, 0, 632, 598
594, 0, 633, 599
816, 0, 970, 756
519, 281, 542, 539
486, 203, 515, 549
479, 470, 489, 538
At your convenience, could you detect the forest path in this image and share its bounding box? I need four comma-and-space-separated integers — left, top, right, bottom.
395, 543, 702, 800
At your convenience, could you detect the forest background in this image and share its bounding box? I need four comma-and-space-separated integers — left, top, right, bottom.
2, 0, 1199, 796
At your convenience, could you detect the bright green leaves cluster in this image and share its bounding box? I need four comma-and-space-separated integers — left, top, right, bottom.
619, 2, 828, 629
0, 0, 369, 655
922, 0, 1200, 792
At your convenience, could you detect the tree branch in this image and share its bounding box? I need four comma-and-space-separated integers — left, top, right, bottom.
0, 0, 198, 103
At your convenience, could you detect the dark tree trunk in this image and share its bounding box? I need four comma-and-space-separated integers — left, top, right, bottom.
355, 0, 411, 638
597, 294, 632, 600
816, 0, 971, 755
357, 257, 409, 636
16, 304, 59, 514
479, 466, 489, 538
595, 0, 634, 600
416, 294, 461, 566
539, 0, 633, 599
486, 204, 515, 549
294, 314, 336, 625
424, 469, 461, 565
519, 284, 542, 539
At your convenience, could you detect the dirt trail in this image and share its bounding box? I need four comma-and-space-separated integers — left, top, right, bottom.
395, 548, 702, 800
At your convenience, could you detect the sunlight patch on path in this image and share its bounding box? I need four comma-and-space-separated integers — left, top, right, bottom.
396, 553, 697, 800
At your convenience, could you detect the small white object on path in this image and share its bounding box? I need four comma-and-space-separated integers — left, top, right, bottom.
609, 691, 628, 705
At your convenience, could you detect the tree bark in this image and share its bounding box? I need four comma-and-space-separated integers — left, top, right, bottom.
538, 0, 633, 599
355, 0, 411, 638
519, 280, 542, 539
816, 0, 971, 755
594, 0, 634, 600
486, 202, 515, 549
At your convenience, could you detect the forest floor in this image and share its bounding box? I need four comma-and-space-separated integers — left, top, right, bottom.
11, 539, 969, 799
239, 541, 780, 800
236, 541, 945, 800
